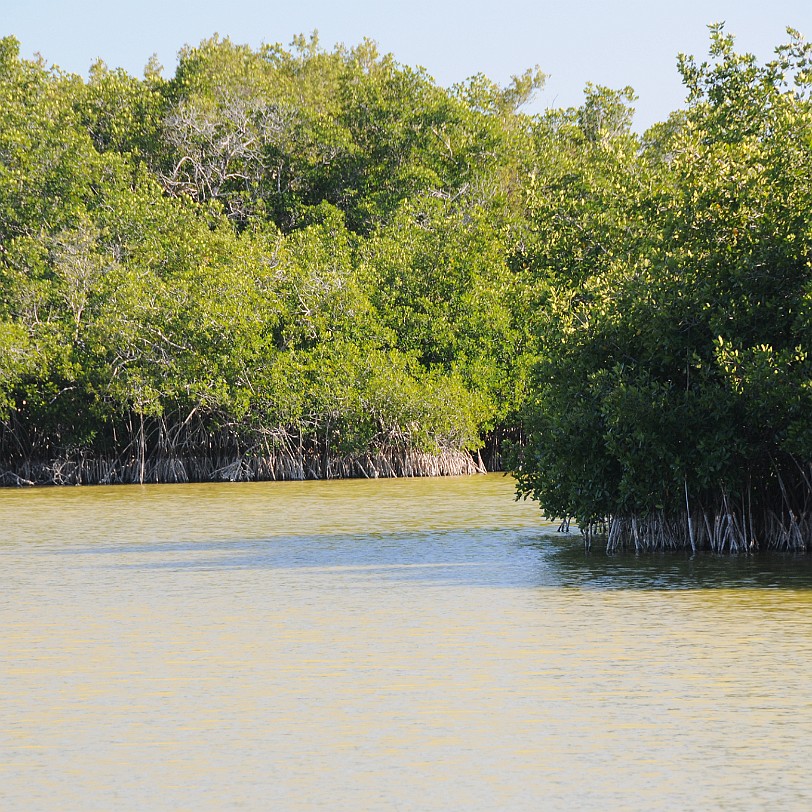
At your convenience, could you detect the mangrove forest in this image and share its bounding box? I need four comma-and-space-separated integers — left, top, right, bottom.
1, 26, 812, 551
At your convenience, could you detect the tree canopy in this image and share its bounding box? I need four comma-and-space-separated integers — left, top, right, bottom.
0, 32, 537, 484
513, 25, 812, 551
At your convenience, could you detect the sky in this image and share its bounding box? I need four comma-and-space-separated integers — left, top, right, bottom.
4, 0, 812, 130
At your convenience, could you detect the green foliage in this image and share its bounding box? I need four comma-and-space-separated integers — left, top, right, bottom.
360, 197, 523, 424
515, 26, 812, 532
0, 33, 541, 468
5, 24, 810, 512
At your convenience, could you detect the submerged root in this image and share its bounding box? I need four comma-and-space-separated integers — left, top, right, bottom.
585, 505, 812, 553
0, 446, 487, 487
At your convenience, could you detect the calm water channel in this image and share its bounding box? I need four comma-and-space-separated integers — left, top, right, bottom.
2, 474, 812, 810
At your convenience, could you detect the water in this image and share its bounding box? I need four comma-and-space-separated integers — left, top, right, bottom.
2, 474, 812, 810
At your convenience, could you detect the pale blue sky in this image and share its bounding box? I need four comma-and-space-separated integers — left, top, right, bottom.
4, 0, 811, 130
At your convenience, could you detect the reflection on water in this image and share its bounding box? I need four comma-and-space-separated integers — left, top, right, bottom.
2, 474, 812, 810
542, 541, 812, 592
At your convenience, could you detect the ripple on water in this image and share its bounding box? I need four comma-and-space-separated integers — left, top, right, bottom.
2, 474, 812, 810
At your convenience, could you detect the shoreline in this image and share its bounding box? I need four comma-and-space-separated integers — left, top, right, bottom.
0, 447, 494, 487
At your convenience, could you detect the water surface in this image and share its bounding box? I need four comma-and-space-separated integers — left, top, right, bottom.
2, 475, 812, 810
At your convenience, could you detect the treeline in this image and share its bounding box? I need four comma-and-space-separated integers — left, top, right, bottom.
513, 26, 812, 552
0, 33, 540, 483
3, 27, 812, 554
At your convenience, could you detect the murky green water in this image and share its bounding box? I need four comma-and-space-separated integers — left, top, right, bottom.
2, 474, 812, 810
